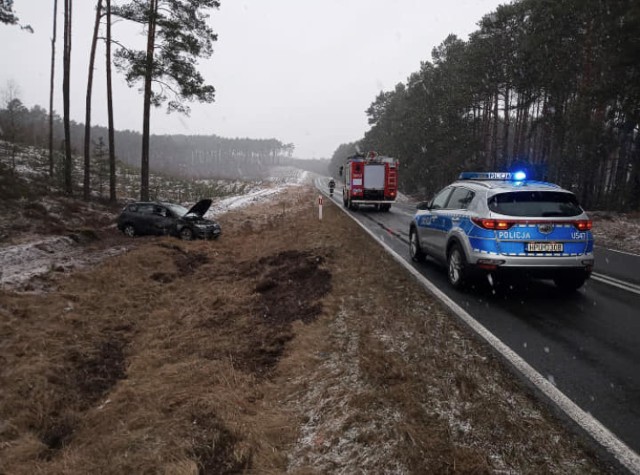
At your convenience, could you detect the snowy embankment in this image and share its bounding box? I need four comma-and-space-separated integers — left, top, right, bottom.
207, 169, 310, 217
0, 168, 312, 292
0, 235, 128, 291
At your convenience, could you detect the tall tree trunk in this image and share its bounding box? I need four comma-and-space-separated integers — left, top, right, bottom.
627, 131, 640, 210
49, 0, 58, 178
513, 93, 526, 160
613, 119, 634, 208
519, 95, 530, 160
492, 91, 499, 169
63, 0, 73, 195
532, 95, 543, 166
105, 0, 116, 202
502, 86, 510, 166
482, 98, 491, 167
140, 0, 158, 201
83, 0, 103, 201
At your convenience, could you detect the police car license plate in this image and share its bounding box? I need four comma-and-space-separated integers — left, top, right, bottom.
526, 242, 563, 253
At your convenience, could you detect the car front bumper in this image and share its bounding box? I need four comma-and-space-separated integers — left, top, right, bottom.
194, 225, 221, 239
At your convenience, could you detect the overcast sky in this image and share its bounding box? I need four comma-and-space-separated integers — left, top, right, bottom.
0, 0, 507, 159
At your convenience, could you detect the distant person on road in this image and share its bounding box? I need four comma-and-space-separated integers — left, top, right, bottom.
328, 178, 335, 196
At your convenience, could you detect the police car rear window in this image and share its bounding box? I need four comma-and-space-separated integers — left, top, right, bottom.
487, 191, 582, 217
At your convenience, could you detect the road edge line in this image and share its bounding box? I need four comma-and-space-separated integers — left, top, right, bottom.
592, 273, 640, 295
597, 246, 640, 257
318, 181, 640, 474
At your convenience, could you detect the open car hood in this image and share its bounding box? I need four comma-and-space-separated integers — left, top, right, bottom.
184, 199, 212, 218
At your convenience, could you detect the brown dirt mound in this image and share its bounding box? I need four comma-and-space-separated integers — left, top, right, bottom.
219, 249, 333, 377
254, 250, 331, 325
189, 411, 251, 474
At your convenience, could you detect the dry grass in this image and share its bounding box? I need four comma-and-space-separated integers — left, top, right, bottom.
0, 186, 608, 474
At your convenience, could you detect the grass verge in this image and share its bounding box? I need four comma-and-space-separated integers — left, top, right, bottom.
0, 185, 607, 474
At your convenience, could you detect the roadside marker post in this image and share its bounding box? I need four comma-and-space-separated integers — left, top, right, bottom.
318, 195, 323, 220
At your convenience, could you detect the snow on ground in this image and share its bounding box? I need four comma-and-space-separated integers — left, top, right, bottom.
206, 187, 288, 217
286, 310, 407, 474
206, 169, 310, 218
0, 166, 311, 292
0, 234, 128, 292
589, 211, 640, 254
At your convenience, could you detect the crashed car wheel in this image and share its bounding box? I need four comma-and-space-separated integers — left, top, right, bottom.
122, 224, 136, 237
179, 227, 194, 241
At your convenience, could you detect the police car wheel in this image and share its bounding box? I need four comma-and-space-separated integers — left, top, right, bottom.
410, 229, 426, 262
553, 271, 587, 292
447, 244, 468, 289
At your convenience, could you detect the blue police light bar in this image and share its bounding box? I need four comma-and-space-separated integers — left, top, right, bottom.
458, 171, 527, 181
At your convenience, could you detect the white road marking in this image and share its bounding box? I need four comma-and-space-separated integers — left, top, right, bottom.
321, 181, 640, 474
591, 272, 640, 296
597, 246, 640, 257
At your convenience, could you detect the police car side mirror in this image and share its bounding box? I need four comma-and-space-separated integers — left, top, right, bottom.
416, 201, 430, 210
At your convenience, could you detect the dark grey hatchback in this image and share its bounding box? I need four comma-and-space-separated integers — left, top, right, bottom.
116, 199, 221, 240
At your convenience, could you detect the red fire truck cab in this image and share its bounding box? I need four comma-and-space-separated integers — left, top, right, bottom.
341, 151, 399, 211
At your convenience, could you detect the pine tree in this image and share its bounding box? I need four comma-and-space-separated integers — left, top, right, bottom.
1, 0, 32, 31
49, 0, 58, 177
62, 0, 73, 195
105, 0, 117, 203
0, 0, 19, 25
83, 0, 103, 201
113, 0, 220, 201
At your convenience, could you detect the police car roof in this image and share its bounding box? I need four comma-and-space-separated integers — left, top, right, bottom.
454, 178, 566, 192
455, 171, 568, 191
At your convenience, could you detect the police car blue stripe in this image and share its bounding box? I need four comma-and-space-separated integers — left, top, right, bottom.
411, 173, 594, 274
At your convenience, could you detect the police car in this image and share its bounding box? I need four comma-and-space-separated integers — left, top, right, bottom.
409, 172, 594, 291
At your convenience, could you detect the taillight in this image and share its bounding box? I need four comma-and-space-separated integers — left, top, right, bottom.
472, 218, 515, 230
574, 220, 592, 231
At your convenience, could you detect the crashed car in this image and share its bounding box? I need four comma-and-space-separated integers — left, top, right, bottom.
116, 199, 221, 240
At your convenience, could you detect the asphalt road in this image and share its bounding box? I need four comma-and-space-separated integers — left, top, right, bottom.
318, 179, 640, 459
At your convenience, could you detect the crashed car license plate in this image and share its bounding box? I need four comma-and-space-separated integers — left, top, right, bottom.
526, 242, 563, 253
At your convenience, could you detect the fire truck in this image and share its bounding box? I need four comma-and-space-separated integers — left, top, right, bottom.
340, 151, 399, 211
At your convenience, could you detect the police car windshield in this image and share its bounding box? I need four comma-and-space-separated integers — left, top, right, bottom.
488, 191, 583, 217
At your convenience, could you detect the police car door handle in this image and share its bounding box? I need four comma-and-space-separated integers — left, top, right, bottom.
451, 216, 460, 223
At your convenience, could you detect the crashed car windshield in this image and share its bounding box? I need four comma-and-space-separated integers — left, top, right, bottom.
165, 203, 190, 217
